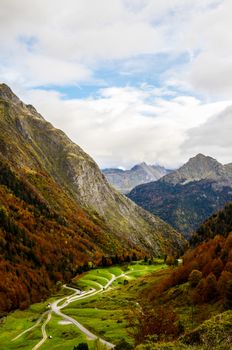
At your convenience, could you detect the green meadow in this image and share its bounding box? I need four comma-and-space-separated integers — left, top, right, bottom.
0, 261, 166, 350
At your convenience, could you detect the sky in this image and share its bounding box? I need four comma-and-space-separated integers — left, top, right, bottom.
0, 0, 232, 169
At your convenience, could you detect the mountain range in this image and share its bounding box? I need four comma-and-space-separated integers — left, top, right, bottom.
128, 154, 232, 237
0, 84, 185, 313
102, 162, 171, 193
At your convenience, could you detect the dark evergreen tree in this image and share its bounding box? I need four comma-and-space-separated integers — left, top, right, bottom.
132, 252, 137, 261
224, 280, 232, 309
115, 339, 133, 350
101, 256, 107, 267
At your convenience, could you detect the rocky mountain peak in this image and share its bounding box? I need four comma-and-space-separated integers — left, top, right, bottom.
192, 153, 208, 159
0, 83, 21, 104
161, 153, 232, 186
103, 162, 171, 193
131, 162, 148, 171
187, 153, 219, 166
182, 153, 222, 175
0, 83, 43, 120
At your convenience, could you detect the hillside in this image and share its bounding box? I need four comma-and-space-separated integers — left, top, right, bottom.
128, 154, 232, 237
136, 310, 232, 349
128, 179, 232, 237
133, 204, 232, 349
190, 201, 232, 246
0, 83, 185, 313
102, 162, 171, 193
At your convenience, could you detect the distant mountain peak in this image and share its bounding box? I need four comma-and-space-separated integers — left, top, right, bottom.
193, 153, 208, 158
181, 153, 221, 173
131, 162, 148, 171
188, 153, 219, 164
160, 153, 232, 187
128, 153, 232, 237
103, 162, 171, 193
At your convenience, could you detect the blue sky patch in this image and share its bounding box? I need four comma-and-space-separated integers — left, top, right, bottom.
18, 35, 38, 52
34, 52, 191, 100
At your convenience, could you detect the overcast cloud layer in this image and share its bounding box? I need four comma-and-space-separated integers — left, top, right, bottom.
1, 0, 232, 168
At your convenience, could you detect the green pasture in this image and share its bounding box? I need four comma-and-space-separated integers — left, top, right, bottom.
0, 261, 166, 350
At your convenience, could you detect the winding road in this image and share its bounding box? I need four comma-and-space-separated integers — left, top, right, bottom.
13, 271, 129, 349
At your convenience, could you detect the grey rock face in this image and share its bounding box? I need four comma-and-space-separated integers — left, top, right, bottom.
103, 162, 171, 193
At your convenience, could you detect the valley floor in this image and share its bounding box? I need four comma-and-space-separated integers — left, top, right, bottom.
0, 261, 165, 350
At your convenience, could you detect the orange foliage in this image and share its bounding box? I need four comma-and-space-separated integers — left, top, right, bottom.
148, 233, 232, 306
128, 305, 179, 345
0, 176, 143, 314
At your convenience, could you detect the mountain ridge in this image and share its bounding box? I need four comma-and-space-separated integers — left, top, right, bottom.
128, 154, 232, 237
102, 162, 171, 193
0, 83, 185, 254
160, 153, 232, 188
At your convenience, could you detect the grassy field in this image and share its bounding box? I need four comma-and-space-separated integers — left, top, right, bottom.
0, 261, 166, 350
64, 261, 167, 346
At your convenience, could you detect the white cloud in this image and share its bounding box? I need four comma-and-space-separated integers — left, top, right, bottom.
0, 0, 227, 87
188, 53, 232, 98
0, 0, 167, 86
183, 106, 232, 164
178, 0, 232, 98
20, 86, 232, 169
1, 0, 232, 168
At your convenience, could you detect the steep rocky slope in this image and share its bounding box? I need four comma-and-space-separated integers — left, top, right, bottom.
0, 84, 185, 312
128, 154, 232, 237
102, 162, 171, 193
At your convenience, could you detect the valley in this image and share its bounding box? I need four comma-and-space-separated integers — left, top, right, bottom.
1, 2, 232, 350
0, 261, 166, 350
1, 85, 232, 350
0, 84, 185, 315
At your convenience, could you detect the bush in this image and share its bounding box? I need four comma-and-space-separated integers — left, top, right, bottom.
128, 305, 179, 345
115, 339, 133, 349
217, 271, 232, 297
205, 273, 218, 301
73, 343, 89, 350
188, 270, 202, 287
